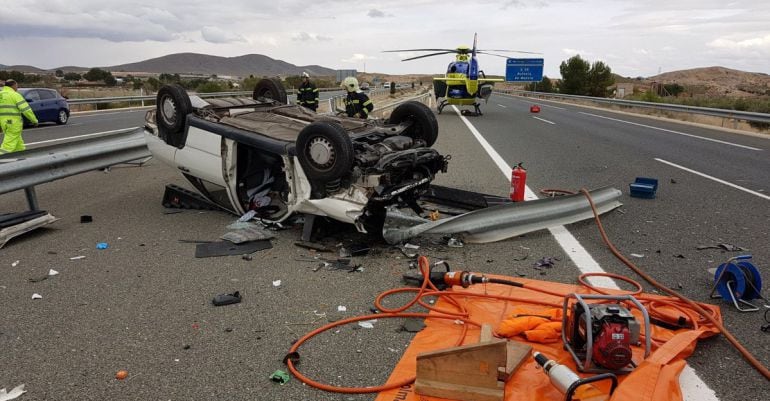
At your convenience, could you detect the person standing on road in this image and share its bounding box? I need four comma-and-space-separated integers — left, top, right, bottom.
341, 77, 373, 119
296, 72, 319, 112
0, 79, 38, 154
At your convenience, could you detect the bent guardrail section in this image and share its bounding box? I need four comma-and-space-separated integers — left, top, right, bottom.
496, 90, 770, 125
0, 128, 150, 196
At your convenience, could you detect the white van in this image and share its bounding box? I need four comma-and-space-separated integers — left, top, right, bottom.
383, 82, 391, 89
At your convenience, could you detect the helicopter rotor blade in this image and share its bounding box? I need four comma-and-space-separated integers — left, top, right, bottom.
399, 51, 458, 61
477, 51, 517, 59
479, 49, 543, 54
382, 49, 458, 53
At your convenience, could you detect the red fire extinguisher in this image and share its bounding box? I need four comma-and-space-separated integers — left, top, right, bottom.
510, 162, 527, 202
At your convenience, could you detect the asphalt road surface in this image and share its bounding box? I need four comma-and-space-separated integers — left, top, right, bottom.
1, 95, 768, 400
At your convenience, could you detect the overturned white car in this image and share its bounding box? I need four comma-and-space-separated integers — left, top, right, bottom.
144, 79, 622, 243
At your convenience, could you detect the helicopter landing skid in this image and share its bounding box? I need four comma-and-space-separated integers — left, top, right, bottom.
437, 101, 483, 116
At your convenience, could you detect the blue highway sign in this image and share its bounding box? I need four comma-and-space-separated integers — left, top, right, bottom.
505, 58, 544, 82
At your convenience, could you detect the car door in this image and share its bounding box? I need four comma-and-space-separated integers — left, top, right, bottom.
37, 89, 57, 122
21, 90, 43, 122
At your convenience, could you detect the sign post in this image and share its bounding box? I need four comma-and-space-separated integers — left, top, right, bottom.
505, 59, 544, 82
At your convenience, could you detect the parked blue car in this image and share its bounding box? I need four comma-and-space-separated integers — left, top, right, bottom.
18, 88, 70, 125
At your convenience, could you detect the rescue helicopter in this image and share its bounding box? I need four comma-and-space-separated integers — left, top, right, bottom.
385, 33, 539, 115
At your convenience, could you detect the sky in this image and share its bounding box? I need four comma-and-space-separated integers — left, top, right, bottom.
1, 0, 769, 78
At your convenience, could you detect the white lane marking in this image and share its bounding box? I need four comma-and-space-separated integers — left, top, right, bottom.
580, 111, 762, 151
497, 104, 507, 108
532, 116, 555, 125
656, 158, 769, 200
28, 123, 83, 130
26, 127, 139, 146
452, 105, 719, 401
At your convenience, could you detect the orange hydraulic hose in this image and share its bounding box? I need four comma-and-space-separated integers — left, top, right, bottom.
579, 188, 770, 380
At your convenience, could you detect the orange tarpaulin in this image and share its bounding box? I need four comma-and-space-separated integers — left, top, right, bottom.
374, 276, 721, 401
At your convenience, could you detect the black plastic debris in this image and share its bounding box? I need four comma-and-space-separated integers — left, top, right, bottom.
294, 241, 332, 252
212, 291, 242, 306
401, 319, 426, 333
195, 240, 272, 258
80, 215, 92, 223
534, 256, 560, 269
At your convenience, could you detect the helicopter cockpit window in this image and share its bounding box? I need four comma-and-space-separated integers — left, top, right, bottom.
449, 62, 469, 75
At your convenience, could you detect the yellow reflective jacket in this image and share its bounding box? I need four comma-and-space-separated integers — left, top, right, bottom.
0, 86, 38, 126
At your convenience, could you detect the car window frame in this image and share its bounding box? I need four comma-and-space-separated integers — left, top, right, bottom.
22, 90, 41, 102
38, 89, 56, 100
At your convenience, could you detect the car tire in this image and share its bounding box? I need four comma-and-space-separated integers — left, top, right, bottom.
296, 122, 354, 182
156, 84, 192, 148
56, 109, 69, 125
253, 78, 288, 104
387, 101, 438, 147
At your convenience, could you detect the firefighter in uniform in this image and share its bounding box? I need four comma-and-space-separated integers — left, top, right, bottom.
341, 77, 373, 119
0, 80, 38, 154
296, 72, 319, 111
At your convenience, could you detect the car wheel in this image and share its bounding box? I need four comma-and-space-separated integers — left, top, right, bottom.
296, 122, 354, 182
253, 78, 288, 104
56, 109, 69, 125
387, 101, 439, 147
156, 84, 192, 148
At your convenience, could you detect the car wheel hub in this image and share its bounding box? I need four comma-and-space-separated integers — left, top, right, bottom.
59, 110, 67, 122
308, 137, 335, 168
161, 97, 177, 124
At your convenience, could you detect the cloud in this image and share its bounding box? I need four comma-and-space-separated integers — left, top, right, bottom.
201, 26, 245, 43
292, 32, 333, 42
501, 0, 549, 9
367, 9, 388, 18
708, 33, 770, 51
341, 53, 376, 63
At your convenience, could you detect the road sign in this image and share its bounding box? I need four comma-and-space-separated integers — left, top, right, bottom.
505, 58, 544, 82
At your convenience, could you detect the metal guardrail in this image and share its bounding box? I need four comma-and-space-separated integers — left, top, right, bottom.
496, 89, 770, 124
0, 128, 150, 199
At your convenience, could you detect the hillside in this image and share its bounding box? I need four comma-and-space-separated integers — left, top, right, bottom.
105, 53, 336, 77
1, 65, 46, 73
649, 66, 770, 97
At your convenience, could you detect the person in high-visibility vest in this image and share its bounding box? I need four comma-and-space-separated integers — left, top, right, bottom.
296, 72, 319, 111
0, 80, 38, 154
340, 77, 373, 119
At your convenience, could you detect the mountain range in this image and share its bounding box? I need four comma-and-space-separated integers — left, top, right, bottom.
0, 53, 336, 77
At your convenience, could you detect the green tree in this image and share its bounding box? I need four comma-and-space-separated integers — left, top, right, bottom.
84, 68, 110, 82
104, 75, 118, 86
559, 55, 590, 95
586, 61, 614, 97
663, 83, 684, 97
63, 72, 82, 81
145, 77, 160, 91
196, 81, 225, 93
132, 79, 144, 90
55, 69, 64, 77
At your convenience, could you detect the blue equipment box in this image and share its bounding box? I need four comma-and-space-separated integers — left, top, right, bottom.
629, 177, 658, 199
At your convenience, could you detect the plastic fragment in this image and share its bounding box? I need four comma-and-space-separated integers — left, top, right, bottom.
31, 293, 42, 300
337, 305, 347, 312
0, 384, 26, 401
70, 256, 86, 260
11, 260, 19, 267
96, 242, 109, 250
272, 280, 281, 287
269, 370, 290, 384
48, 269, 59, 276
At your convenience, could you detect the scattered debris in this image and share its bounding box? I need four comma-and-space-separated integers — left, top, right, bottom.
339, 243, 370, 258
28, 269, 57, 283
212, 291, 242, 306
194, 240, 272, 258
534, 257, 560, 269
358, 320, 377, 329
674, 254, 686, 259
630, 253, 645, 258
80, 215, 92, 223
31, 293, 42, 300
0, 384, 26, 401
162, 209, 184, 215
696, 243, 747, 252
399, 244, 418, 259
403, 243, 420, 250
115, 370, 128, 380
401, 319, 426, 333
238, 210, 257, 222
96, 242, 109, 250
337, 306, 347, 312
11, 260, 19, 267
446, 237, 464, 248
242, 255, 253, 261
69, 256, 86, 260
294, 241, 332, 252
221, 224, 274, 244
183, 345, 191, 350
670, 178, 677, 184
272, 280, 282, 287
269, 370, 290, 384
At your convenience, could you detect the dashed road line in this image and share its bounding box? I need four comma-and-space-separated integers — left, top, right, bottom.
532, 116, 555, 125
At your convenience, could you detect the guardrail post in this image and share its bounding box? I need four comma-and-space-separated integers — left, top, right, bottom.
24, 187, 39, 211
